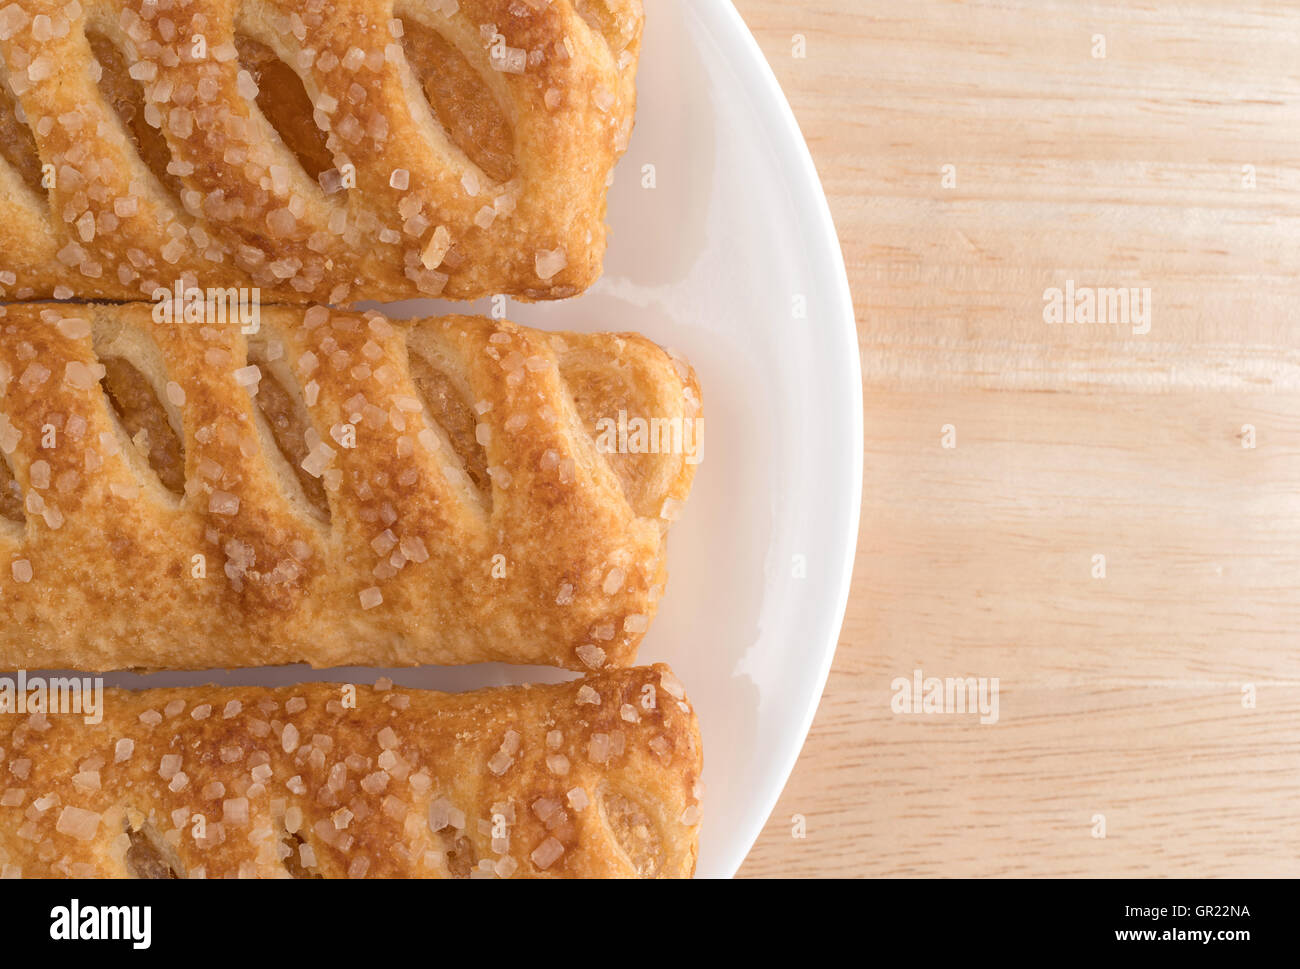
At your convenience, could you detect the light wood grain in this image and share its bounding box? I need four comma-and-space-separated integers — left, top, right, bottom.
732, 0, 1300, 876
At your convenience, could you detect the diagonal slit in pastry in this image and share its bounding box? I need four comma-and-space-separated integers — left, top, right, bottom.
86, 31, 186, 203
598, 789, 663, 877
435, 828, 478, 878
405, 338, 491, 511
0, 64, 47, 202
0, 442, 26, 530
124, 820, 185, 879
245, 339, 332, 523
557, 341, 699, 521
98, 355, 187, 499
399, 17, 517, 185
279, 829, 323, 878
236, 36, 336, 185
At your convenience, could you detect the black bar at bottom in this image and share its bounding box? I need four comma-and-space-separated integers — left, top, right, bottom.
0, 876, 1275, 955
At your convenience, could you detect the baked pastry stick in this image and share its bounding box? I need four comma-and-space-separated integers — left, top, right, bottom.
0, 0, 642, 302
0, 303, 701, 671
0, 666, 703, 878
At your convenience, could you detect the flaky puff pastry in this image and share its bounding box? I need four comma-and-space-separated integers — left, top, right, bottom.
0, 666, 703, 878
0, 0, 642, 303
0, 303, 701, 671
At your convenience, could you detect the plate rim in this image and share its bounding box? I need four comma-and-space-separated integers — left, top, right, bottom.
698, 0, 864, 877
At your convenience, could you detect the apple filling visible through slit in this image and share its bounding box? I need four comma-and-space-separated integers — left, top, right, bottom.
0, 73, 44, 198
409, 353, 489, 499
88, 33, 185, 200
401, 20, 516, 184
100, 357, 185, 495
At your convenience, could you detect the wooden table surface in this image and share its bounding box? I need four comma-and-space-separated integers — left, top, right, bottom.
732, 0, 1300, 877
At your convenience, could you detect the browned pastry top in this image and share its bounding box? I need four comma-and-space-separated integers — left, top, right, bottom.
0, 303, 701, 671
0, 666, 703, 878
0, 0, 643, 302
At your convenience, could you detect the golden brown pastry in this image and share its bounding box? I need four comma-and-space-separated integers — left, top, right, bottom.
0, 303, 702, 671
0, 666, 703, 878
0, 0, 642, 303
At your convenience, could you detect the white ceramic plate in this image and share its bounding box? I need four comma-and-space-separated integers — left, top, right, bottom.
103, 0, 861, 878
